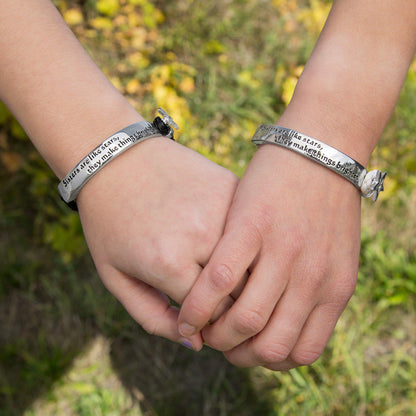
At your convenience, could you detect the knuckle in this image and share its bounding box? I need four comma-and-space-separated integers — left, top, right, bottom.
208, 262, 236, 292
232, 308, 267, 336
291, 346, 323, 366
229, 202, 273, 232
337, 273, 358, 300
278, 222, 309, 261
286, 234, 305, 260
228, 207, 270, 245
254, 342, 292, 364
150, 246, 181, 276
192, 216, 210, 237
223, 351, 249, 368
141, 317, 161, 336
185, 296, 211, 322
245, 223, 264, 248
203, 336, 230, 353
327, 271, 358, 306
247, 206, 274, 237
307, 264, 329, 292
150, 247, 176, 274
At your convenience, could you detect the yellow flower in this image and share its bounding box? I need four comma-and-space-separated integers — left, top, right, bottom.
63, 8, 84, 26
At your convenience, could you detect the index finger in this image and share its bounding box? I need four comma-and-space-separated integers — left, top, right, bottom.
177, 224, 261, 337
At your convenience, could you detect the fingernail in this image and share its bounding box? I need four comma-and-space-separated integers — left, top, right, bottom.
178, 322, 196, 337
180, 338, 195, 351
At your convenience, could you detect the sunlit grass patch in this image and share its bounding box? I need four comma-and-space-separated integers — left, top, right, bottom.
248, 291, 416, 415
24, 337, 144, 416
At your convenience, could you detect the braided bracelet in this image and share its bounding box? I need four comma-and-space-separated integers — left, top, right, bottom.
58, 108, 178, 210
251, 125, 386, 201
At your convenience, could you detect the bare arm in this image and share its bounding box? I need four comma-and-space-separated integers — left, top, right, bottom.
0, 0, 143, 177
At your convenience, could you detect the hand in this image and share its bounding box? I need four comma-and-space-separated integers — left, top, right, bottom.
178, 141, 361, 370
76, 137, 239, 351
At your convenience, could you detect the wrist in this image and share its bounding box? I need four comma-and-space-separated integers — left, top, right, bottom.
58, 109, 178, 209
252, 124, 386, 201
41, 93, 145, 180
279, 76, 378, 167
0, 0, 146, 180
278, 0, 416, 166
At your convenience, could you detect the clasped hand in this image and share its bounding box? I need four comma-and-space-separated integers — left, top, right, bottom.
77, 132, 361, 371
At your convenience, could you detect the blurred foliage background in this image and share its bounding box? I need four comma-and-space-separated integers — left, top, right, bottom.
0, 0, 415, 415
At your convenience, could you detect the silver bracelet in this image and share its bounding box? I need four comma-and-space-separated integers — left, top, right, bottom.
58, 108, 178, 210
251, 125, 386, 201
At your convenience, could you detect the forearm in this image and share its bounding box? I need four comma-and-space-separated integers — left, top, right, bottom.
0, 0, 143, 178
279, 0, 416, 165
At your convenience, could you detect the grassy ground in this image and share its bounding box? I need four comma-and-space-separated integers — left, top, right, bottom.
1, 0, 416, 415
1, 201, 415, 415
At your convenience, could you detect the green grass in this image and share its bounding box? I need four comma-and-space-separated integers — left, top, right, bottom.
1, 0, 416, 415
1, 215, 415, 415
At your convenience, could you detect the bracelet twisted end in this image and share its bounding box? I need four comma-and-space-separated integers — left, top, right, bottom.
154, 108, 178, 139
360, 170, 387, 202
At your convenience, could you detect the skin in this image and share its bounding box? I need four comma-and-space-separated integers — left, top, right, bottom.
0, 0, 238, 351
77, 138, 239, 351
2, 0, 416, 370
178, 0, 416, 370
